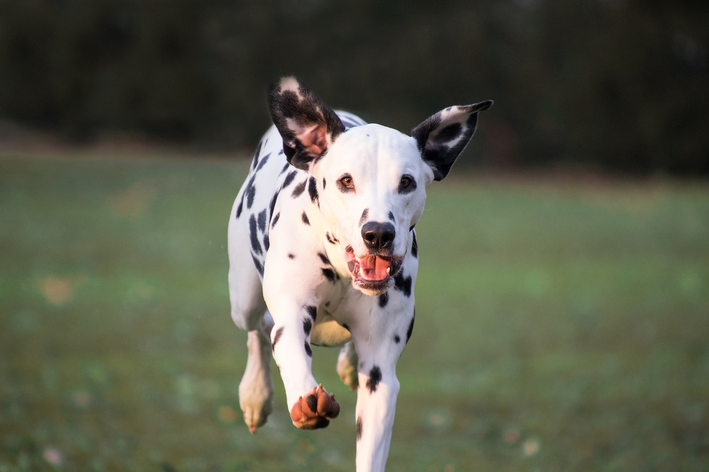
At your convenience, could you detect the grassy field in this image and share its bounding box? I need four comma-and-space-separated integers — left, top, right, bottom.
1, 155, 708, 472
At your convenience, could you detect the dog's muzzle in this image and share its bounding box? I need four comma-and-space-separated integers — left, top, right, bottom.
344, 246, 404, 296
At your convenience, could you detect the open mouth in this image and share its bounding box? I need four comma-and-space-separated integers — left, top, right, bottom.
344, 246, 403, 295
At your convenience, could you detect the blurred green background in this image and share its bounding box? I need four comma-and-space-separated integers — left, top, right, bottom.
1, 1, 708, 471
1, 158, 707, 471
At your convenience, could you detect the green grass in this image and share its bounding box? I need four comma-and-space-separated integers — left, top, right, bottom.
1, 156, 708, 471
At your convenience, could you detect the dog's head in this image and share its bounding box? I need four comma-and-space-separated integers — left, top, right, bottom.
269, 77, 492, 295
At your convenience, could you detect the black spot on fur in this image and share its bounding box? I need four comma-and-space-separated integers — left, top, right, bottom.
406, 312, 415, 343
272, 327, 284, 352
394, 273, 405, 290
257, 209, 267, 232
269, 190, 279, 219
394, 273, 412, 297
251, 254, 263, 276
305, 341, 312, 357
303, 318, 312, 336
305, 305, 317, 321
318, 252, 331, 265
236, 200, 243, 219
279, 162, 290, 174
359, 208, 369, 227
366, 366, 382, 393
326, 232, 339, 245
378, 292, 388, 307
308, 176, 318, 203
411, 232, 418, 258
244, 173, 256, 190
292, 180, 307, 198
288, 253, 295, 259
251, 140, 263, 169
249, 214, 262, 255
283, 170, 298, 188
322, 268, 337, 283
388, 211, 395, 222
246, 185, 256, 209
263, 234, 269, 251
403, 277, 412, 297
272, 212, 280, 228
394, 334, 400, 343
322, 178, 326, 189
356, 417, 363, 441
302, 212, 310, 225
255, 153, 271, 172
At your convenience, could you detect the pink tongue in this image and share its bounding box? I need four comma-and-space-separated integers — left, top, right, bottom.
360, 256, 391, 281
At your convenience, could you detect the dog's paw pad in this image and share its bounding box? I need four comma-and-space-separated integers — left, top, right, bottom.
290, 385, 340, 430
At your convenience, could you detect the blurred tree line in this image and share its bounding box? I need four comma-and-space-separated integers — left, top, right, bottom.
0, 0, 707, 174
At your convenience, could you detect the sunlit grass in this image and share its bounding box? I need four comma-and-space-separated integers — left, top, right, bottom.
1, 156, 707, 471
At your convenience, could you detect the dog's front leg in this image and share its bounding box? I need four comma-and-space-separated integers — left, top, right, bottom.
350, 302, 414, 472
266, 300, 340, 430
355, 360, 399, 471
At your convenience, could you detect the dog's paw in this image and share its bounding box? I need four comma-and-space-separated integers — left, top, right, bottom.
239, 353, 274, 434
241, 397, 273, 434
290, 385, 340, 430
337, 345, 359, 391
239, 386, 273, 434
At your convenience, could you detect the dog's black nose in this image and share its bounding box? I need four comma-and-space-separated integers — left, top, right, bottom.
361, 222, 396, 252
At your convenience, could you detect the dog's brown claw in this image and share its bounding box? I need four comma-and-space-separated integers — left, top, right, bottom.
290, 385, 340, 430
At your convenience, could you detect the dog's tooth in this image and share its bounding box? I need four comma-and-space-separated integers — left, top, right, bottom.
387, 266, 391, 275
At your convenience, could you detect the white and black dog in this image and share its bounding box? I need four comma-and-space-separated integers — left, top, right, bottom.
227, 77, 491, 471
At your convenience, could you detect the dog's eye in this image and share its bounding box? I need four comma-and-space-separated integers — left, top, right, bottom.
398, 175, 416, 194
337, 174, 355, 192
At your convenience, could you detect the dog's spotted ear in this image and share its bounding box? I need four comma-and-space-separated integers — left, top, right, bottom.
411, 101, 493, 181
269, 77, 345, 173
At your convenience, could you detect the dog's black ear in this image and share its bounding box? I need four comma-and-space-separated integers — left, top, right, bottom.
411, 101, 493, 181
269, 77, 345, 173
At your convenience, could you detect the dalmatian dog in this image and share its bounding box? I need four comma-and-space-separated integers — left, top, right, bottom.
227, 76, 491, 471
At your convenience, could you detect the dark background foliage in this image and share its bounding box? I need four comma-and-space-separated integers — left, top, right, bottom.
0, 0, 707, 174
